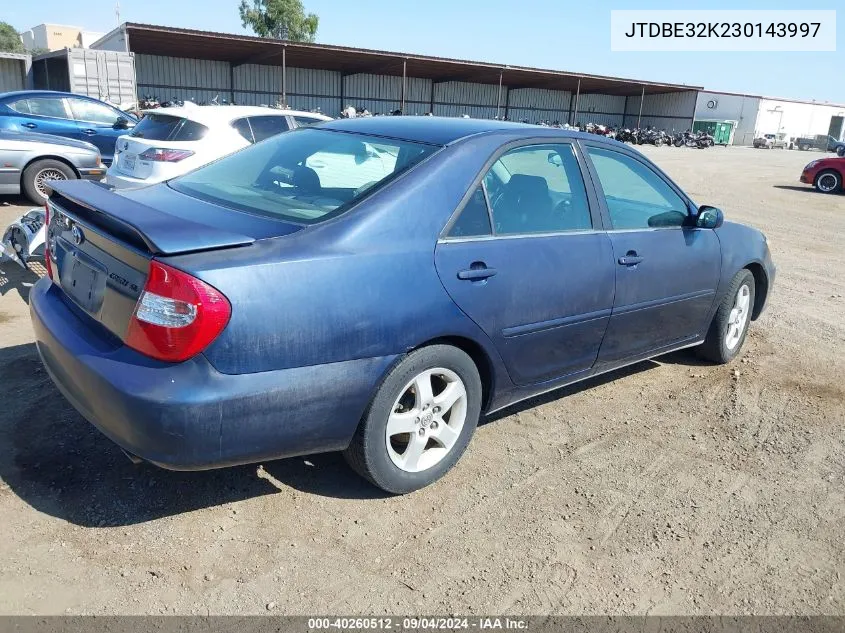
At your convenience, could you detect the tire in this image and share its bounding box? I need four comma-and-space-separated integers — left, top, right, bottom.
22, 159, 76, 204
814, 169, 842, 194
343, 344, 482, 494
799, 144, 809, 151
697, 270, 755, 364
837, 146, 845, 157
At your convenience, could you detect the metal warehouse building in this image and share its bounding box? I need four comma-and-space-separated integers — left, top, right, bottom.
91, 23, 702, 132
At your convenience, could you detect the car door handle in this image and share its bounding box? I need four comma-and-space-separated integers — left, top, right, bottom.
457, 266, 497, 281
22, 122, 36, 129
82, 129, 97, 135
618, 255, 643, 266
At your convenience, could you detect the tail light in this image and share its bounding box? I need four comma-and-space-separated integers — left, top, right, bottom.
125, 261, 231, 362
43, 203, 54, 281
138, 148, 194, 162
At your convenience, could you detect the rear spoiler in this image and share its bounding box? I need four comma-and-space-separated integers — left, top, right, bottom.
48, 180, 255, 255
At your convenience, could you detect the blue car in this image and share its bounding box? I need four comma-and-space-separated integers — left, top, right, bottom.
0, 90, 137, 165
30, 117, 774, 494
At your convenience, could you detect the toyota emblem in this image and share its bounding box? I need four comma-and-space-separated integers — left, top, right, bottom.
71, 224, 84, 246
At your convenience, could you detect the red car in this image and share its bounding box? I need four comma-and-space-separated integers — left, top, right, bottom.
800, 156, 844, 193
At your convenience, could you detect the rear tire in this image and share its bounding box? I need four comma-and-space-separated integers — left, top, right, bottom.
697, 270, 755, 364
22, 159, 76, 203
343, 345, 482, 494
814, 169, 842, 194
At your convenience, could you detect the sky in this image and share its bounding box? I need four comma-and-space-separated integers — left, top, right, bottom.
5, 0, 843, 103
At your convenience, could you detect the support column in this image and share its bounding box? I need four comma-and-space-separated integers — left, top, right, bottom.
281, 45, 287, 106
229, 62, 235, 105
503, 86, 510, 120
429, 80, 435, 115
572, 78, 581, 127
637, 85, 645, 129
401, 58, 407, 113
496, 69, 503, 119
623, 96, 629, 128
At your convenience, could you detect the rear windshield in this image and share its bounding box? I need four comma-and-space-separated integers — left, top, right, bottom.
169, 128, 439, 225
131, 114, 209, 141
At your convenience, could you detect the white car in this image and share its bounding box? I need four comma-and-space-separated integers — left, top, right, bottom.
105, 105, 331, 189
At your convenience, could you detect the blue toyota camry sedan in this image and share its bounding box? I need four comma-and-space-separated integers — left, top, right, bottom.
30, 117, 775, 493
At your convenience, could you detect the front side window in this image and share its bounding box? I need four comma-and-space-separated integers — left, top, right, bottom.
482, 144, 592, 235
586, 147, 689, 230
27, 98, 70, 119
248, 116, 289, 142
69, 98, 120, 124
170, 128, 438, 225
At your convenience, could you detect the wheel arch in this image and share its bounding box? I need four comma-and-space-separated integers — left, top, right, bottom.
409, 335, 496, 413
20, 155, 81, 189
744, 262, 769, 320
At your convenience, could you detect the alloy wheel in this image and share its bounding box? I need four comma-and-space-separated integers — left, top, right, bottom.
385, 367, 468, 473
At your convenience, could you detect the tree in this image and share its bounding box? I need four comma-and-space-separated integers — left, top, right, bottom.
239, 0, 319, 42
0, 22, 24, 54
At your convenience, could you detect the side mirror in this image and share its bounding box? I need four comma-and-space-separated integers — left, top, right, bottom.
696, 205, 724, 229
547, 152, 563, 167
114, 116, 130, 130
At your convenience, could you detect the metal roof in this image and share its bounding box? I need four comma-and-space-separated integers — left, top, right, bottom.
107, 23, 701, 97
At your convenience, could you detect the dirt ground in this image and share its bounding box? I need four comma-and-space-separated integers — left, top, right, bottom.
0, 146, 842, 616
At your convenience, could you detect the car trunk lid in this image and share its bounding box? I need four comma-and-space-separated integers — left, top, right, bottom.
46, 179, 302, 345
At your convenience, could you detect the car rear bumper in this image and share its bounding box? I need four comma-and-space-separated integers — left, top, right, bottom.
79, 167, 107, 181
30, 278, 396, 470
105, 171, 163, 190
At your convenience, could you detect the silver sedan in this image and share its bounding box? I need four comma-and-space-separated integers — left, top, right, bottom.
0, 130, 106, 203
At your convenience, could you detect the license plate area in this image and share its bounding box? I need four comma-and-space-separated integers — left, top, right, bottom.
121, 154, 136, 173
59, 249, 106, 315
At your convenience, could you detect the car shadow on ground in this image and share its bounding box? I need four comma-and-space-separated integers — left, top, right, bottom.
0, 338, 705, 527
0, 260, 43, 303
772, 185, 815, 193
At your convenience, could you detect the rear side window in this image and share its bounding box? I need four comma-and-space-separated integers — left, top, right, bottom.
8, 99, 31, 114
231, 117, 254, 143
293, 115, 324, 127
28, 98, 70, 119
249, 116, 289, 142
448, 187, 492, 237
486, 144, 592, 235
131, 114, 209, 141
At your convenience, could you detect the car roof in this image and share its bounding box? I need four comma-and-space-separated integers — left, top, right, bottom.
0, 90, 102, 101
322, 116, 571, 145
144, 104, 331, 125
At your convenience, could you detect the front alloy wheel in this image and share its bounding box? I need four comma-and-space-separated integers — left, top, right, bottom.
697, 269, 756, 364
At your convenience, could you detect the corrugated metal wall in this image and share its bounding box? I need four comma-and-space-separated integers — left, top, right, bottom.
132, 53, 697, 128
508, 88, 571, 123
573, 94, 626, 127
433, 81, 500, 119
624, 90, 696, 130
233, 64, 340, 113
136, 54, 230, 104
0, 55, 28, 92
